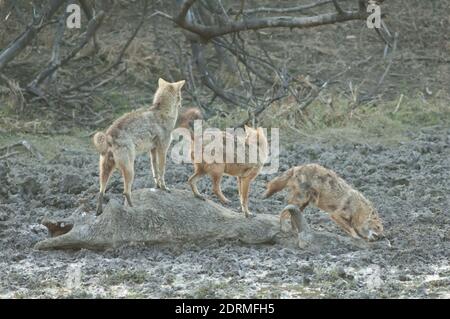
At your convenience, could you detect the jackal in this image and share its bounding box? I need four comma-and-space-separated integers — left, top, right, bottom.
176, 107, 203, 130
264, 164, 384, 241
188, 126, 268, 217
93, 78, 185, 215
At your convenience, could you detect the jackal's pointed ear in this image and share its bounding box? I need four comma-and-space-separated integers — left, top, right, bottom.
158, 78, 168, 87
174, 80, 186, 91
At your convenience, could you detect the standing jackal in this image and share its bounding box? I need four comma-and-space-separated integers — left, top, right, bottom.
188, 126, 268, 218
93, 78, 185, 215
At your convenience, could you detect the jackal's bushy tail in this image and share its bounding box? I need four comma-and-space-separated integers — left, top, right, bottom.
178, 107, 202, 130
93, 132, 108, 155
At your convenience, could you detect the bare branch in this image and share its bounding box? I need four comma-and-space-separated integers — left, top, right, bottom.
0, 151, 20, 160
174, 10, 366, 41
176, 0, 198, 23
78, 0, 94, 20
0, 0, 66, 71
27, 11, 106, 92
62, 0, 150, 95
212, 38, 273, 84
357, 32, 398, 105
332, 0, 344, 14
190, 41, 244, 106
78, 0, 101, 54
0, 140, 43, 160
359, 0, 367, 11
44, 10, 67, 88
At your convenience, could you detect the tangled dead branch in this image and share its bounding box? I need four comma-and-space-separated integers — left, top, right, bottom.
156, 0, 386, 122
0, 0, 151, 126
0, 0, 392, 127
0, 0, 66, 71
160, 0, 367, 41
27, 11, 107, 97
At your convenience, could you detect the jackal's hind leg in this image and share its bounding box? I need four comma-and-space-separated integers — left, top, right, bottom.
119, 161, 135, 207
97, 154, 114, 216
188, 169, 205, 200
237, 177, 243, 204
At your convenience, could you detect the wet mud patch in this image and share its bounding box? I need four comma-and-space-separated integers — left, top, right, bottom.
0, 126, 449, 298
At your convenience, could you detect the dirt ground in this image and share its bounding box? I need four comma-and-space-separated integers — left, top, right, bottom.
0, 124, 449, 298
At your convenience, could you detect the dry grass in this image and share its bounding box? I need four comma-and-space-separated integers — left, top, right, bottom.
257, 93, 450, 144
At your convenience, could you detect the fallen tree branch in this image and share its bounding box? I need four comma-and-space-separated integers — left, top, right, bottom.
0, 140, 43, 160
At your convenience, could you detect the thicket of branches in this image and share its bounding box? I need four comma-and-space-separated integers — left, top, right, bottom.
0, 0, 395, 127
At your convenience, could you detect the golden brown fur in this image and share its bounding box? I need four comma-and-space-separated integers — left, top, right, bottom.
176, 107, 203, 130
264, 164, 384, 241
188, 126, 268, 217
92, 78, 185, 215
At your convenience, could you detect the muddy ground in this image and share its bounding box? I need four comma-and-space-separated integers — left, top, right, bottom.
0, 125, 449, 298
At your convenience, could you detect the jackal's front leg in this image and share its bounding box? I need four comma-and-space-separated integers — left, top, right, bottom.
149, 148, 159, 188
188, 170, 205, 201
240, 176, 255, 218
330, 212, 360, 239
156, 144, 170, 191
